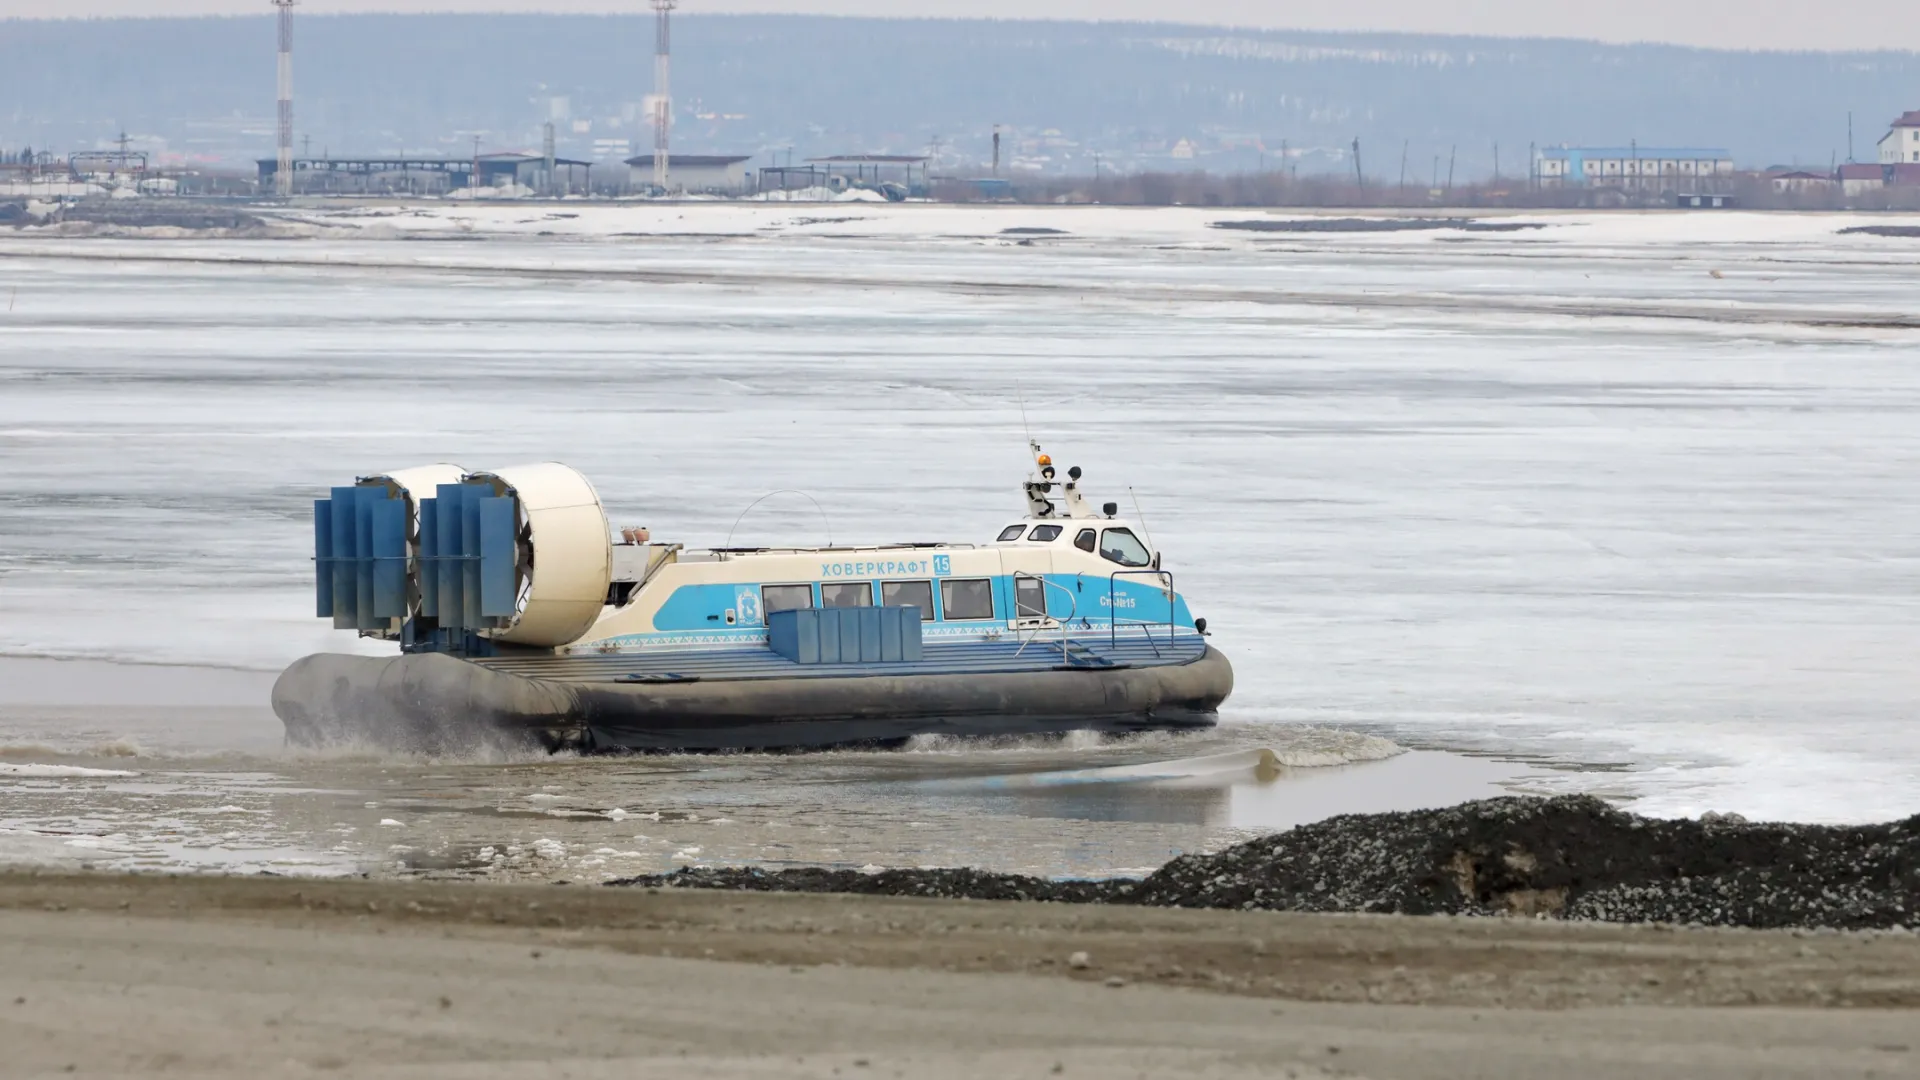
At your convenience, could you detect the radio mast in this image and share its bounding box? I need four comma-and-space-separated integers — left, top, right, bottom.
273, 0, 296, 197
651, 0, 677, 193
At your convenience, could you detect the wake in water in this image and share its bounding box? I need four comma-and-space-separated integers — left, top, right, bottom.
0, 719, 1429, 884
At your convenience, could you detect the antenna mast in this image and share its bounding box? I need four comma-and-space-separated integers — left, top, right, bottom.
652, 0, 677, 193
273, 0, 296, 197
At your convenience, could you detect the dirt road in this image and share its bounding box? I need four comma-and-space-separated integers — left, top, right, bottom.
2, 872, 1916, 1078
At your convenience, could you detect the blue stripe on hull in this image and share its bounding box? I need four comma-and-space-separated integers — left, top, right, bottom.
471, 633, 1208, 685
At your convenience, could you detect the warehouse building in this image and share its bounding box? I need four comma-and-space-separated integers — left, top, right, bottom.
1536, 147, 1734, 190
624, 154, 753, 194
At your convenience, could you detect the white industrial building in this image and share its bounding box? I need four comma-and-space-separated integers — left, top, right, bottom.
1878, 111, 1920, 164
625, 154, 753, 194
1535, 147, 1734, 190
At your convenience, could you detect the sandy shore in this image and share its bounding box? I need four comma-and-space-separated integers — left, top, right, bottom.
2, 871, 1916, 1078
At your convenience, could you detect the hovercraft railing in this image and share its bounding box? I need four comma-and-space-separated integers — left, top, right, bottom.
1109, 569, 1176, 658
1011, 572, 1080, 664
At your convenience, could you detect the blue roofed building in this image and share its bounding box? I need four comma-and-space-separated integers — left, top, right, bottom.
1536, 147, 1734, 191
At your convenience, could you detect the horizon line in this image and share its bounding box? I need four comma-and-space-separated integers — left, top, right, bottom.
0, 11, 1914, 58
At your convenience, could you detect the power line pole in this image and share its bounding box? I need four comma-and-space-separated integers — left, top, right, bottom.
652, 0, 677, 193
543, 121, 557, 195
1352, 137, 1364, 192
273, 0, 296, 198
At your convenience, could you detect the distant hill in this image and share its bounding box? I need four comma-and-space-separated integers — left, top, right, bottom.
0, 15, 1913, 178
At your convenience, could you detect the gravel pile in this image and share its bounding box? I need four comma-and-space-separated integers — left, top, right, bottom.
612, 796, 1920, 930
1127, 796, 1918, 929
1838, 225, 1920, 238
60, 201, 270, 231
614, 866, 1107, 904
1209, 218, 1546, 234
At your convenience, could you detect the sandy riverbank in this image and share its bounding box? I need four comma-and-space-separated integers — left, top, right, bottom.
2, 871, 1916, 1079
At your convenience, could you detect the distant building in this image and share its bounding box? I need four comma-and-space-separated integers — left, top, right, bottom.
473, 152, 592, 193
624, 154, 753, 193
1675, 193, 1735, 209
1836, 160, 1920, 195
1770, 170, 1834, 194
1536, 147, 1734, 190
1876, 111, 1920, 164
1837, 162, 1886, 196
807, 155, 930, 195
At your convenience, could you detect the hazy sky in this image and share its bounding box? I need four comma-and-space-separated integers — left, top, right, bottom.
0, 0, 1911, 52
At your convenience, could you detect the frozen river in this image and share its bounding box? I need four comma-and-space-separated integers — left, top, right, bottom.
2, 204, 1918, 878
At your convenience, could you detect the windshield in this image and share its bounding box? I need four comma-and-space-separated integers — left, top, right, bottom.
1099, 528, 1152, 568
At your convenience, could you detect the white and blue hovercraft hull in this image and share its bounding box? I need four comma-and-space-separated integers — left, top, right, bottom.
274, 456, 1232, 754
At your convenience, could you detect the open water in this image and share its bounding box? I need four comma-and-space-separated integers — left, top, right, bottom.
1, 206, 1917, 878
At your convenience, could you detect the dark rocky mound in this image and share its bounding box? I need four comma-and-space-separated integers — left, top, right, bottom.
1210, 218, 1547, 234
1127, 796, 1918, 929
60, 200, 269, 231
613, 797, 1920, 930
615, 865, 1109, 904
1839, 225, 1920, 238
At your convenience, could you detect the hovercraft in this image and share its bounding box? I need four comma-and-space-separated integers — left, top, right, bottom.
273, 445, 1232, 753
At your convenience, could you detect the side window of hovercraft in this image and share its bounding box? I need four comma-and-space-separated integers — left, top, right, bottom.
762, 584, 815, 614
821, 582, 872, 608
939, 578, 995, 621
1015, 576, 1047, 619
881, 580, 935, 621
1074, 529, 1096, 553
1099, 528, 1152, 568
996, 525, 1026, 542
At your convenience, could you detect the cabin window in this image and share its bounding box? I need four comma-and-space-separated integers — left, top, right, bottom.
1015, 576, 1047, 618
1099, 528, 1152, 568
821, 582, 872, 608
996, 525, 1026, 542
1074, 528, 1096, 553
762, 584, 814, 614
882, 580, 935, 621
1028, 525, 1062, 542
940, 578, 995, 621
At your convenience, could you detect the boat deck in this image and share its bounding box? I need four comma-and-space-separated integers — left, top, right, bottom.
470, 632, 1208, 685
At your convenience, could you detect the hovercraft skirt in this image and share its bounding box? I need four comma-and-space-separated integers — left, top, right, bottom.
272, 646, 1233, 753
